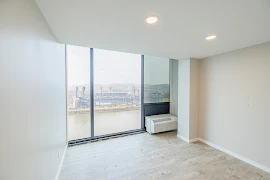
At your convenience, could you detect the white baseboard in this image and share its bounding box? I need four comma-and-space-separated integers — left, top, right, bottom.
177, 134, 189, 143
189, 137, 199, 143
198, 138, 270, 173
55, 145, 68, 180
177, 134, 199, 143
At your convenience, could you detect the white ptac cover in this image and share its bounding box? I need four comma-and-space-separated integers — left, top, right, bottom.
145, 114, 177, 134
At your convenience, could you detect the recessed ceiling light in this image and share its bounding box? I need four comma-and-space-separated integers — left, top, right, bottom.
206, 35, 216, 40
146, 16, 158, 24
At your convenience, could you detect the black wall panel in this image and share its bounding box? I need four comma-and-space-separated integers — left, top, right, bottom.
144, 102, 170, 117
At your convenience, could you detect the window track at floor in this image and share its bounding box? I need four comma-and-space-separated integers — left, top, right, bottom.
68, 129, 146, 147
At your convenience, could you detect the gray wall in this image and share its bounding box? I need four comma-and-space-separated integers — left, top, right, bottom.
189, 59, 199, 139
170, 59, 178, 116
199, 41, 270, 169
0, 0, 66, 180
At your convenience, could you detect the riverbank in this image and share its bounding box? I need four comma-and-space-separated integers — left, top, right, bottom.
68, 106, 140, 114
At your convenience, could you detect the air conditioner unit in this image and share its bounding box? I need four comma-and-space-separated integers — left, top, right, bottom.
145, 114, 177, 134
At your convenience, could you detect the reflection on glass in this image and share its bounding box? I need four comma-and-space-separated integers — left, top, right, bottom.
67, 45, 90, 141
94, 49, 141, 136
144, 56, 170, 103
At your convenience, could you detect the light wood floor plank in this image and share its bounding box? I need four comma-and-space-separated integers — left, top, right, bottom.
59, 132, 269, 180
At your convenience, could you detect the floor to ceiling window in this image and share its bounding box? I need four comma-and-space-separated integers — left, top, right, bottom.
144, 56, 170, 103
67, 46, 142, 140
66, 45, 170, 141
93, 49, 141, 136
142, 55, 170, 117
67, 45, 91, 141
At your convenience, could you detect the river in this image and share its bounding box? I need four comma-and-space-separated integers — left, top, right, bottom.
68, 110, 141, 140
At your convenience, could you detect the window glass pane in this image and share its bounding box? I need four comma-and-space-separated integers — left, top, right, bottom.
94, 49, 141, 136
144, 56, 170, 103
67, 45, 90, 140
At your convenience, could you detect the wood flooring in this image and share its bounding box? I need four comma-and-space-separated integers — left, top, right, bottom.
59, 131, 270, 180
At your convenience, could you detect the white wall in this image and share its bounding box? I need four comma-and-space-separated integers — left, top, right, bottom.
199, 42, 270, 170
177, 59, 199, 141
177, 59, 190, 139
0, 0, 66, 180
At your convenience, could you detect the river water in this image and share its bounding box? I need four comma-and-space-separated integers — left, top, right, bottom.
68, 110, 141, 140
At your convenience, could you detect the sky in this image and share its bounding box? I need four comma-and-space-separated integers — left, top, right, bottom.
67, 45, 169, 86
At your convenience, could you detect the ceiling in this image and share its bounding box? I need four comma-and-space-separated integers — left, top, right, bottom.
35, 0, 270, 60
